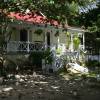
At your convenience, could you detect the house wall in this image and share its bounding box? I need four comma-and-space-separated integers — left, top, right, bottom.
11, 29, 20, 41
8, 22, 85, 51
6, 26, 19, 41
8, 22, 67, 45
32, 29, 44, 42
59, 31, 67, 44
44, 27, 66, 45
9, 23, 45, 43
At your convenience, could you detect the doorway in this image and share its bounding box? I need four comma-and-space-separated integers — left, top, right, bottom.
47, 32, 50, 47
20, 29, 28, 41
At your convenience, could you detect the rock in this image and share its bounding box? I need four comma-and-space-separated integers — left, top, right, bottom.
2, 87, 13, 92
0, 90, 2, 93
15, 81, 19, 86
33, 72, 37, 78
15, 75, 20, 79
73, 91, 77, 96
67, 62, 88, 74
19, 79, 24, 82
0, 77, 3, 84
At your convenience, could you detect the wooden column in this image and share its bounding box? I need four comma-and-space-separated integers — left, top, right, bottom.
27, 30, 30, 52
83, 33, 85, 50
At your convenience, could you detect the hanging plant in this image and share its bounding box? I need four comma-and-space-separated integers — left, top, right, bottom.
65, 32, 70, 37
34, 29, 43, 35
73, 34, 80, 50
54, 30, 59, 37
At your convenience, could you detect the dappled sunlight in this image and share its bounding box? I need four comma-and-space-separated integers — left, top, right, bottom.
34, 81, 48, 84
0, 70, 100, 100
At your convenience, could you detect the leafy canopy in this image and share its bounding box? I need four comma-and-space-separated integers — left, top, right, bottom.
0, 0, 95, 23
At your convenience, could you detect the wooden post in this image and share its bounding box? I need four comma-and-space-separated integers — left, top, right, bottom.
42, 59, 46, 73
83, 33, 85, 50
27, 30, 30, 53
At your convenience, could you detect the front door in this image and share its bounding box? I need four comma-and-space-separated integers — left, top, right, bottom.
19, 29, 28, 51
47, 32, 50, 47
20, 29, 27, 41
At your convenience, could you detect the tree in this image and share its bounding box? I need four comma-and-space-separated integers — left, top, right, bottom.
0, 0, 96, 25
78, 1, 100, 31
78, 1, 100, 54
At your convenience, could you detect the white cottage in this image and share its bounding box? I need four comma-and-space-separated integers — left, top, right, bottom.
4, 12, 85, 54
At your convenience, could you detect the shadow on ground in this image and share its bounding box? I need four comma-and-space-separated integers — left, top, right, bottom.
0, 71, 100, 100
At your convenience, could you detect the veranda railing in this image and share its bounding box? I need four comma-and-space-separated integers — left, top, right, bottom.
3, 41, 45, 53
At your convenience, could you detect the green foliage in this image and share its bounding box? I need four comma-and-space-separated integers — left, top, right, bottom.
29, 51, 44, 67
73, 34, 80, 50
65, 32, 70, 36
85, 31, 100, 53
86, 60, 100, 67
56, 48, 62, 54
54, 30, 59, 37
68, 1, 79, 16
43, 49, 53, 64
34, 29, 43, 35
0, 35, 5, 47
88, 25, 98, 32
0, 0, 95, 26
29, 49, 53, 67
79, 1, 100, 32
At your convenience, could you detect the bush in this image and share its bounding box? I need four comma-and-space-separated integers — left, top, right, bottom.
43, 49, 53, 64
29, 49, 53, 68
29, 51, 44, 67
85, 60, 100, 68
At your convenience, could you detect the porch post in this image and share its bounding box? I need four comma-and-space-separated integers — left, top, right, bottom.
70, 33, 73, 52
27, 30, 30, 52
83, 33, 85, 50
44, 31, 47, 50
57, 36, 60, 48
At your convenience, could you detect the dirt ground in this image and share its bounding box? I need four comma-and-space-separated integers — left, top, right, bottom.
0, 72, 100, 100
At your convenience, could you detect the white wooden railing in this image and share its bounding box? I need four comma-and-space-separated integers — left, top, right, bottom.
4, 41, 45, 53
3, 41, 84, 54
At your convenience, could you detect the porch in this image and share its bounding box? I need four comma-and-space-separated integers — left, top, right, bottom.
3, 41, 45, 53
3, 41, 85, 54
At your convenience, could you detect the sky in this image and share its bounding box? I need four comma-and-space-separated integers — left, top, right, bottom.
79, 0, 98, 13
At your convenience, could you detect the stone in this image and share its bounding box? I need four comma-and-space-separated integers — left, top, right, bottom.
19, 79, 24, 82
2, 87, 13, 92
0, 77, 3, 84
15, 75, 20, 79
67, 62, 88, 74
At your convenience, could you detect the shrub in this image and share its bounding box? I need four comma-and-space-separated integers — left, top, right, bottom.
56, 48, 62, 54
29, 49, 53, 68
43, 49, 53, 64
29, 51, 44, 67
85, 60, 100, 68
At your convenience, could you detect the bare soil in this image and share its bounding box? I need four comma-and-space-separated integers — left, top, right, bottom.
0, 72, 100, 100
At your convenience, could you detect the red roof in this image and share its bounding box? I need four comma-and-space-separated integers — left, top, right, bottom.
8, 12, 59, 26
